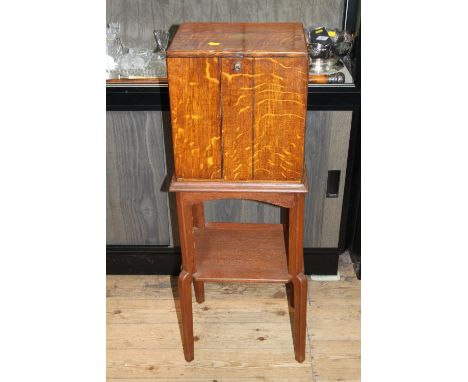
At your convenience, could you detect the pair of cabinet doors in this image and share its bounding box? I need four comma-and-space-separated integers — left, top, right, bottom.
167, 56, 308, 182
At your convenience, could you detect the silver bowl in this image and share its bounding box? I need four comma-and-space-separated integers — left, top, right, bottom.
308, 42, 334, 59
332, 31, 356, 57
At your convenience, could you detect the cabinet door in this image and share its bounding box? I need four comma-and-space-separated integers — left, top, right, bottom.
106, 111, 170, 245
253, 57, 308, 180
303, 111, 352, 247
167, 57, 222, 180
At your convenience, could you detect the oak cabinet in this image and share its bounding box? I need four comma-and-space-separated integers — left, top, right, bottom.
166, 23, 308, 181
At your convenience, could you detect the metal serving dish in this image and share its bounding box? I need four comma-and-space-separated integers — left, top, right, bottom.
308, 42, 334, 59
308, 56, 343, 75
332, 31, 356, 57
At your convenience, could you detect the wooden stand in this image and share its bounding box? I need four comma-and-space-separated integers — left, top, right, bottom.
166, 22, 310, 363
170, 178, 308, 362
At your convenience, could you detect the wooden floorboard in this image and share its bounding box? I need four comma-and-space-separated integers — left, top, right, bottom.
107, 253, 360, 381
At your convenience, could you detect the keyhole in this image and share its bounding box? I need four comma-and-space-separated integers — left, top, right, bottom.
233, 61, 242, 72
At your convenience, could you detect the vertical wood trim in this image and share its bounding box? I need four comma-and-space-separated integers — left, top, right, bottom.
176, 193, 196, 273
251, 57, 256, 178
295, 194, 306, 273
218, 57, 224, 179
192, 203, 205, 229
220, 57, 254, 180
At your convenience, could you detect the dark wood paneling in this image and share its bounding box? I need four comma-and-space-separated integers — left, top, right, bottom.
106, 0, 345, 49
303, 111, 352, 247
106, 111, 170, 245
204, 199, 280, 223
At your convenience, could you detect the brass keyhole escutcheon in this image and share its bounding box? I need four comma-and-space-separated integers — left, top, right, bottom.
232, 61, 242, 73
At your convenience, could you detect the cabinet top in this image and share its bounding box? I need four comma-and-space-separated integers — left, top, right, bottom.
167, 22, 308, 58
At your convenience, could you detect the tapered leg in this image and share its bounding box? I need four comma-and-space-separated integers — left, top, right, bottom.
288, 194, 305, 313
288, 282, 294, 308
178, 270, 194, 361
193, 279, 205, 303
292, 272, 307, 362
191, 202, 205, 303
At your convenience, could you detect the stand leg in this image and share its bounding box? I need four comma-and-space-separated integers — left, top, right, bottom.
194, 280, 205, 303
178, 270, 194, 361
192, 202, 205, 229
288, 282, 294, 308
292, 272, 307, 362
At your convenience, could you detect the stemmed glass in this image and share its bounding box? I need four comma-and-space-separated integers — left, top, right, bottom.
154, 30, 170, 57
151, 30, 169, 77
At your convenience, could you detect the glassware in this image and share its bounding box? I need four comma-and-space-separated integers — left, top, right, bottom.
151, 29, 169, 77
117, 48, 153, 77
106, 22, 125, 76
332, 31, 355, 57
148, 53, 167, 77
154, 30, 170, 57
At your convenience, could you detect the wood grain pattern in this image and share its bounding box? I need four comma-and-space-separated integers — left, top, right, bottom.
167, 57, 222, 179
171, 179, 308, 361
204, 199, 280, 224
106, 253, 360, 380
253, 57, 308, 180
107, 0, 345, 49
106, 1, 354, 249
106, 111, 353, 248
107, 297, 293, 324
178, 270, 194, 361
167, 22, 307, 57
171, 191, 297, 210
168, 24, 308, 182
193, 223, 290, 282
106, 111, 170, 245
292, 273, 307, 362
221, 57, 253, 180
303, 111, 352, 247
169, 176, 307, 193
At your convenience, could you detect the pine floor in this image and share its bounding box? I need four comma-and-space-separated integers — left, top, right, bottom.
107, 254, 360, 381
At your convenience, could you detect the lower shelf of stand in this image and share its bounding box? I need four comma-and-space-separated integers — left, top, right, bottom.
192, 222, 290, 283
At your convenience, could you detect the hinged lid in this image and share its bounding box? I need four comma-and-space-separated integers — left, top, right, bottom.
167, 22, 308, 58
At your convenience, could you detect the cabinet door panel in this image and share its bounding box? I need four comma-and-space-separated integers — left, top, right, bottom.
106, 111, 170, 245
303, 111, 352, 247
167, 57, 222, 180
253, 57, 308, 180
